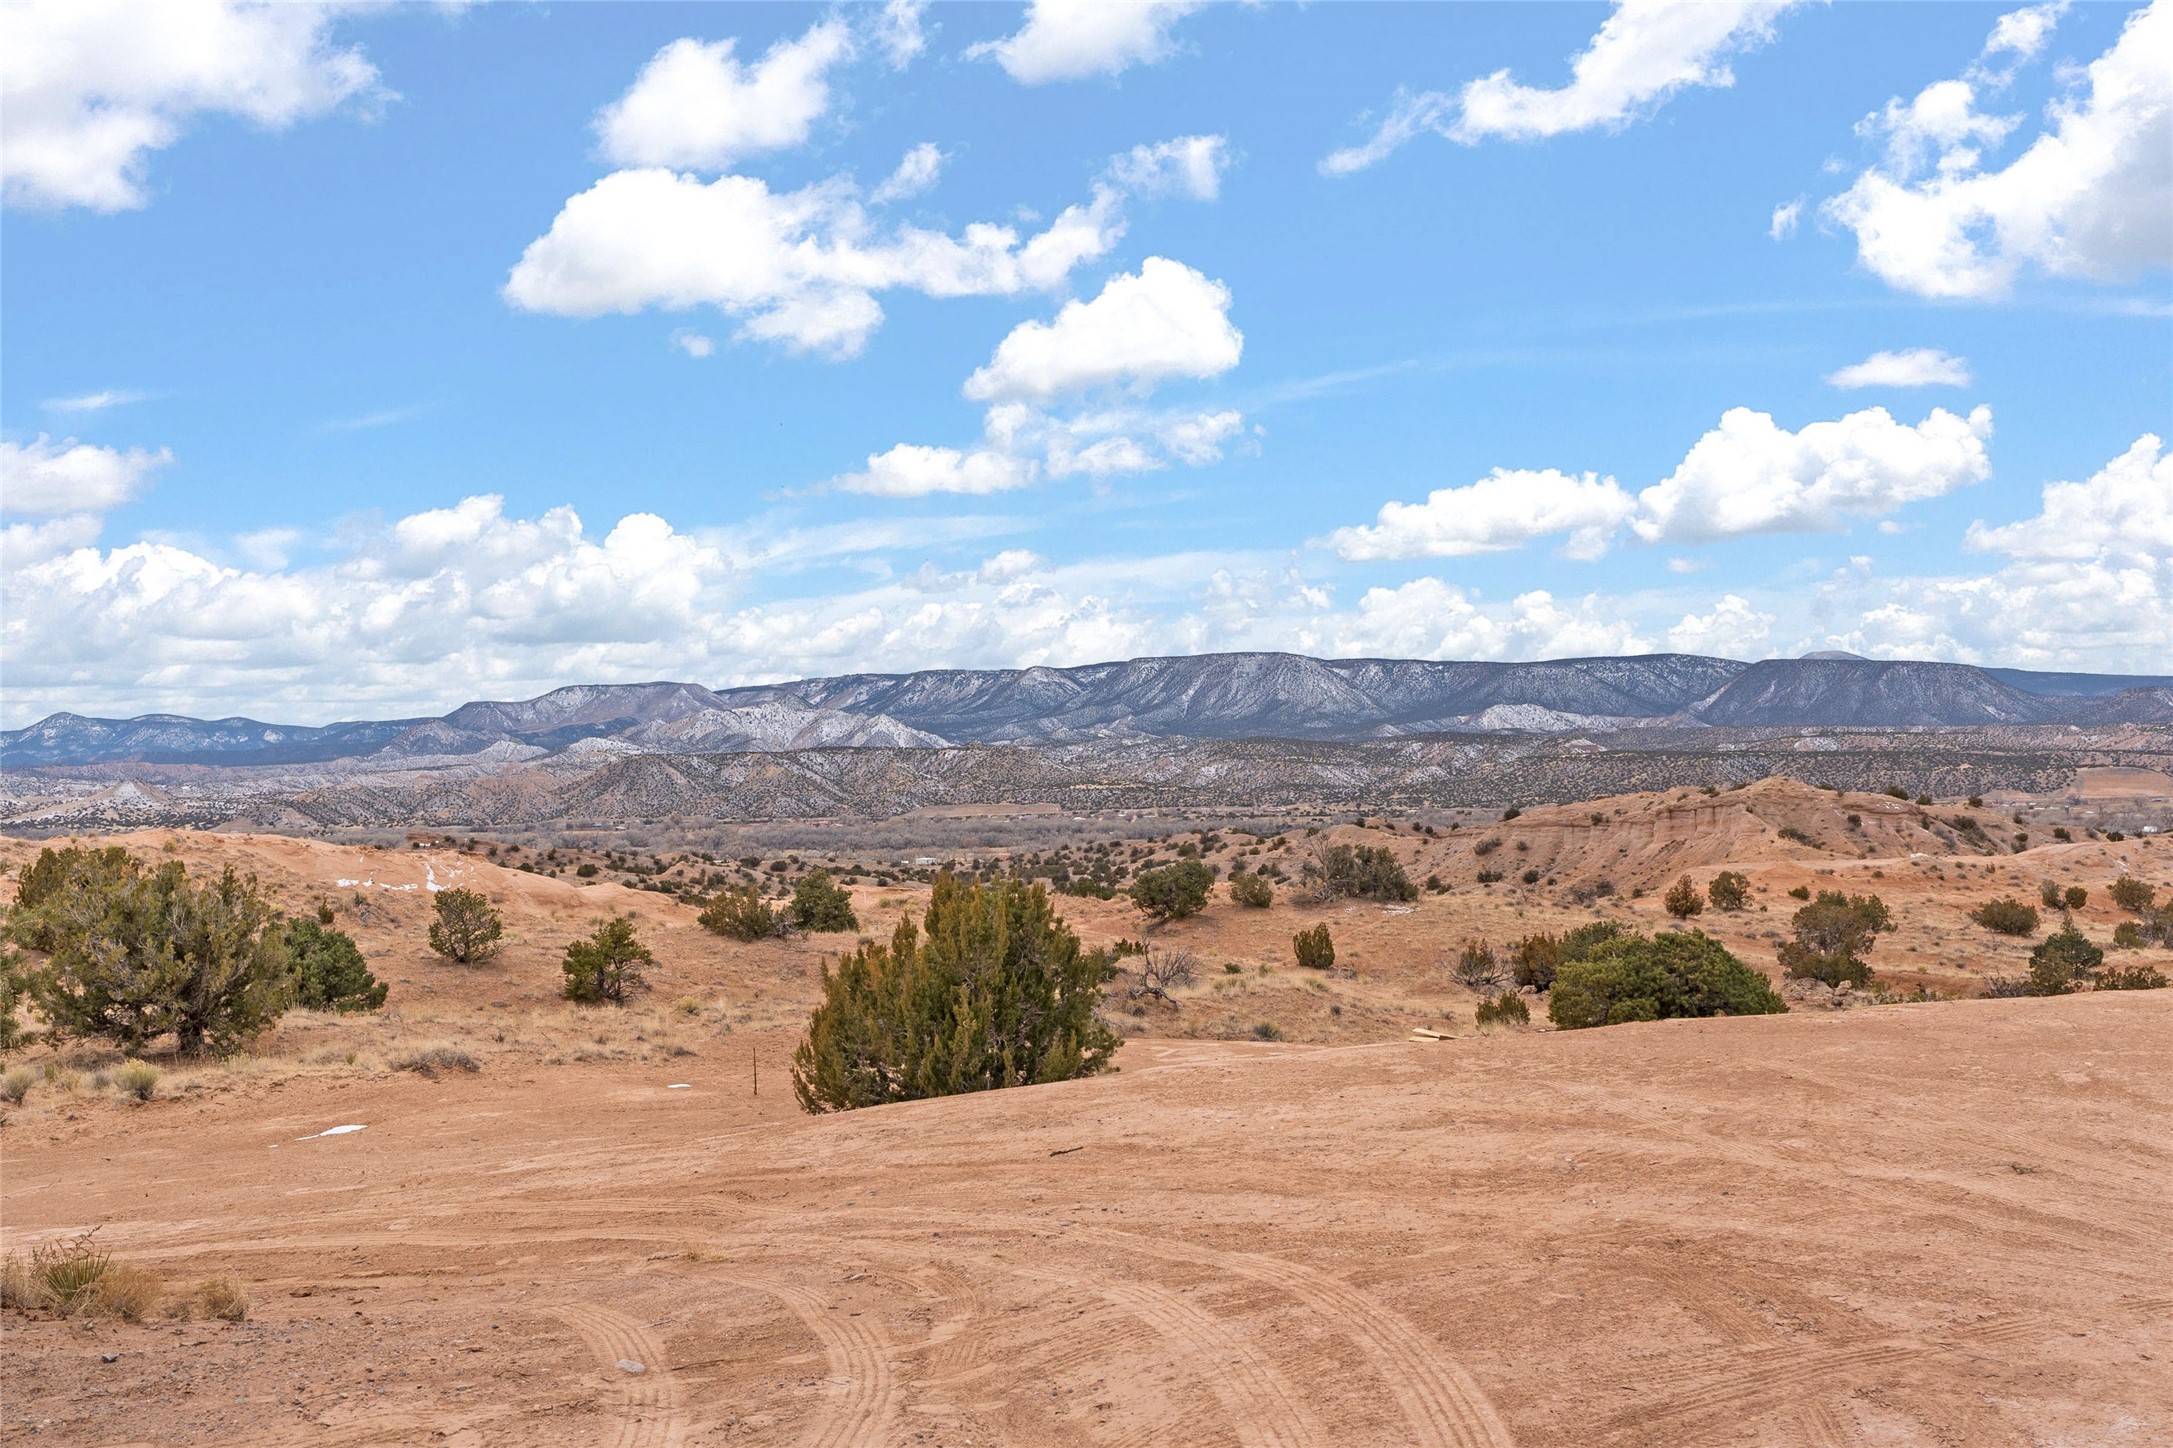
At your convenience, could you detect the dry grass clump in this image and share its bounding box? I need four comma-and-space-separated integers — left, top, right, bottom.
392, 1044, 480, 1078
1, 1236, 163, 1321
1, 1066, 32, 1104
114, 1060, 160, 1102
197, 1276, 249, 1322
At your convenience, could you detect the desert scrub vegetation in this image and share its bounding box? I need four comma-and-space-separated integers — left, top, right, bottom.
1473, 990, 1530, 1028
4, 846, 295, 1056
1779, 891, 1894, 989
1549, 930, 1786, 1030
1706, 870, 1750, 912
1663, 875, 1705, 920
2, 1235, 161, 1322
114, 1059, 160, 1102
427, 888, 504, 964
699, 883, 784, 941
791, 874, 1120, 1112
1292, 922, 1335, 971
285, 917, 387, 1012
787, 869, 859, 933
561, 917, 652, 1005
1227, 870, 1274, 908
1509, 922, 1623, 993
2108, 875, 2156, 913
393, 1044, 480, 1077
1128, 860, 1215, 922
1303, 844, 1416, 903
1970, 897, 2040, 937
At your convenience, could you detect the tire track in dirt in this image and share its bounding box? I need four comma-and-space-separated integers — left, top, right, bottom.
716, 1272, 899, 1448
557, 1302, 687, 1448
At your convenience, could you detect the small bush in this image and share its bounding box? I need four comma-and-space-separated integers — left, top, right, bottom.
1519, 867, 1541, 885
427, 888, 504, 964
1252, 1020, 1284, 1041
2026, 926, 2103, 996
1706, 871, 1750, 912
1, 1067, 31, 1104
1510, 934, 1563, 992
1132, 947, 1200, 1001
1663, 876, 1704, 920
2109, 876, 2156, 913
1305, 845, 1417, 903
2099, 961, 2170, 990
1228, 872, 1274, 908
393, 1045, 479, 1078
1129, 861, 1215, 923
699, 884, 783, 942
575, 863, 600, 878
1452, 940, 1499, 990
197, 1277, 248, 1322
787, 870, 859, 933
1473, 991, 1530, 1028
287, 918, 387, 1012
1971, 898, 2040, 937
18, 1235, 165, 1319
2039, 879, 2063, 910
1981, 975, 2033, 998
1473, 837, 1501, 858
2063, 885, 2087, 911
1787, 885, 1811, 900
1293, 923, 1335, 971
561, 917, 653, 1005
1476, 868, 1504, 885
1549, 930, 1785, 1029
1779, 891, 1894, 988
115, 1060, 160, 1102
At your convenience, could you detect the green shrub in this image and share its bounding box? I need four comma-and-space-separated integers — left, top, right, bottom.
114, 1060, 159, 1102
2039, 879, 2064, 910
561, 917, 652, 1005
1304, 844, 1417, 902
1663, 875, 1704, 920
1549, 930, 1785, 1029
2112, 921, 2144, 949
787, 869, 859, 933
1706, 871, 1750, 912
1228, 872, 1274, 908
1474, 991, 1530, 1028
10, 855, 293, 1056
1787, 884, 1811, 900
2099, 961, 2169, 990
2026, 926, 2102, 996
1778, 891, 1893, 988
285, 918, 387, 1012
2109, 876, 2156, 913
0, 950, 24, 1053
2063, 885, 2088, 911
1971, 897, 2040, 937
699, 884, 782, 941
1510, 934, 1563, 992
1129, 861, 1215, 923
790, 875, 1120, 1112
427, 888, 503, 964
575, 863, 599, 879
1292, 923, 1335, 971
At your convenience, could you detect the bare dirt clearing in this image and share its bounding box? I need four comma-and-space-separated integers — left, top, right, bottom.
6, 995, 2169, 1445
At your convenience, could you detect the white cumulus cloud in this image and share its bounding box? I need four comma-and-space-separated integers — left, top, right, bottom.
1326, 469, 1638, 562
835, 444, 1038, 498
1666, 593, 1776, 657
1, 435, 173, 516
2, 0, 383, 212
871, 142, 946, 204
1106, 135, 1229, 200
594, 22, 854, 171
504, 169, 1124, 358
875, 0, 929, 69
1769, 197, 1803, 239
1825, 348, 1973, 388
1633, 404, 1994, 542
1322, 0, 1796, 174
964, 257, 1241, 402
969, 0, 1204, 84
1824, 0, 2171, 299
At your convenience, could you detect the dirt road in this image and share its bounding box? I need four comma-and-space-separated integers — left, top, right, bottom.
6, 991, 2169, 1446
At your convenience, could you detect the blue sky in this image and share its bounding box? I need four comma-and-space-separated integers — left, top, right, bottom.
2, 0, 2168, 726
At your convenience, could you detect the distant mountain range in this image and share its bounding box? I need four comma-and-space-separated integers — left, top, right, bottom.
8, 652, 2173, 770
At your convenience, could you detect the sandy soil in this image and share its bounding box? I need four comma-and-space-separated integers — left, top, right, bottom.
5, 783, 2172, 1446
5, 994, 2169, 1446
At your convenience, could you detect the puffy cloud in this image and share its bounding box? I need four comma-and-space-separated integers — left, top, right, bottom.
1633, 404, 1993, 542
1824, 0, 2171, 299
1326, 469, 1638, 562
2, 0, 382, 212
1980, 1, 2070, 73
871, 142, 946, 204
504, 169, 1124, 358
875, 0, 929, 69
2, 514, 104, 571
594, 23, 853, 171
1825, 348, 1973, 388
834, 444, 1038, 498
1322, 0, 1796, 174
964, 257, 1241, 402
968, 0, 1204, 85
669, 329, 715, 359
1808, 436, 2170, 670
1106, 135, 1229, 200
1304, 581, 1652, 662
1666, 593, 1776, 657
1, 435, 172, 516
1769, 198, 1803, 239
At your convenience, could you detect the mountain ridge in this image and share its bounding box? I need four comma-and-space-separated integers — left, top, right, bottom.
8, 651, 2173, 769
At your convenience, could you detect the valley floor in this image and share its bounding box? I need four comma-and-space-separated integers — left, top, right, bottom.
6, 992, 2170, 1447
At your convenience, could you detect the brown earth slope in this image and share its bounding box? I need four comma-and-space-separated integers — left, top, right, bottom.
3, 995, 2169, 1446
